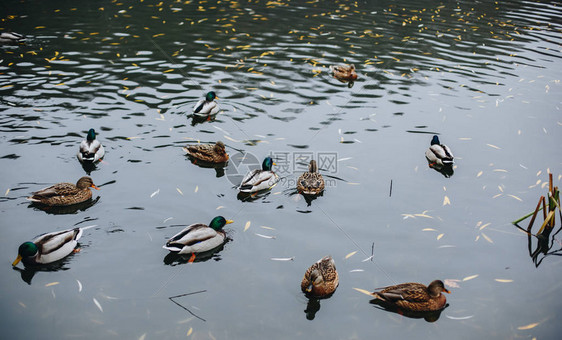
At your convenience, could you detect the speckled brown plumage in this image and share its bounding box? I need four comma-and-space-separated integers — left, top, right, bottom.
27, 176, 99, 207
330, 64, 358, 82
297, 160, 325, 196
372, 280, 450, 312
185, 141, 229, 163
301, 256, 339, 297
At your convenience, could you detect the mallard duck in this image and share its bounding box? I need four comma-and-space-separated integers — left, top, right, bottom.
77, 128, 105, 163
0, 32, 26, 44
27, 176, 99, 206
297, 160, 325, 195
301, 255, 339, 297
238, 157, 279, 193
12, 226, 93, 267
163, 216, 234, 255
425, 135, 454, 167
193, 91, 220, 116
330, 64, 358, 82
371, 280, 450, 312
184, 141, 229, 164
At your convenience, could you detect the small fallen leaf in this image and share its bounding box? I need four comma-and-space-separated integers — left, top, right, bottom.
345, 251, 357, 259
422, 228, 437, 231
77, 280, 83, 292
481, 232, 494, 244
244, 221, 251, 232
194, 186, 198, 193
176, 188, 183, 195
463, 274, 479, 281
437, 233, 444, 240
187, 328, 193, 336
45, 282, 60, 287
150, 189, 160, 198
255, 233, 275, 239
270, 257, 294, 261
353, 287, 373, 296
443, 195, 451, 206
93, 298, 103, 312
518, 322, 539, 330
495, 279, 513, 283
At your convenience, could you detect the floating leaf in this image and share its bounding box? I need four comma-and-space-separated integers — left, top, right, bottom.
477, 171, 483, 177
508, 195, 522, 201
4, 188, 9, 196
194, 186, 198, 193
479, 223, 491, 230
77, 280, 82, 292
437, 233, 444, 240
487, 144, 501, 149
353, 287, 373, 296
350, 269, 365, 272
517, 322, 539, 330
345, 251, 357, 259
422, 228, 437, 231
45, 282, 59, 287
176, 188, 183, 195
270, 257, 294, 261
186, 328, 193, 336
244, 221, 251, 232
443, 195, 451, 206
150, 189, 160, 198
446, 315, 474, 320
261, 226, 275, 230
463, 274, 479, 281
495, 279, 513, 283
255, 233, 275, 239
481, 233, 494, 244
139, 334, 146, 340
93, 298, 103, 312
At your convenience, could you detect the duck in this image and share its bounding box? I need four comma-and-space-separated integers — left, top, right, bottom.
27, 176, 99, 206
77, 128, 105, 163
371, 280, 450, 312
12, 226, 94, 267
193, 91, 220, 116
301, 255, 339, 297
238, 156, 279, 193
329, 64, 358, 82
0, 31, 26, 44
184, 141, 229, 164
297, 160, 325, 196
425, 135, 454, 167
163, 216, 234, 255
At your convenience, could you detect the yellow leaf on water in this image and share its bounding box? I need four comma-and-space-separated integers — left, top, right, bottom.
345, 251, 357, 259
479, 223, 491, 230
244, 221, 251, 232
443, 195, 451, 206
186, 327, 193, 336
463, 274, 479, 281
508, 195, 522, 201
353, 287, 373, 296
482, 233, 494, 244
194, 186, 198, 193
486, 144, 501, 149
45, 282, 60, 287
477, 171, 483, 177
422, 228, 437, 231
216, 206, 224, 210
437, 233, 444, 240
223, 135, 240, 143
495, 279, 513, 283
176, 188, 183, 195
518, 322, 539, 330
4, 188, 9, 196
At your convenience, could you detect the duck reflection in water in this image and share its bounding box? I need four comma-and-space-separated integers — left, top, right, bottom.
370, 298, 448, 322
13, 260, 71, 285
163, 243, 227, 265
28, 196, 100, 215
428, 162, 455, 178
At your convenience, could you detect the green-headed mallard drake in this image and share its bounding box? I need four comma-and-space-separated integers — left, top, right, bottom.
371, 280, 450, 312
0, 31, 26, 44
425, 135, 454, 167
301, 255, 339, 297
193, 91, 220, 117
238, 156, 279, 193
27, 176, 99, 206
77, 128, 105, 163
297, 160, 325, 196
12, 226, 94, 267
330, 64, 358, 82
163, 216, 234, 255
184, 141, 229, 164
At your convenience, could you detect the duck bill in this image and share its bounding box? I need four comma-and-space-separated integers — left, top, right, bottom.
91, 184, 100, 190
225, 219, 234, 225
443, 289, 451, 294
12, 255, 22, 266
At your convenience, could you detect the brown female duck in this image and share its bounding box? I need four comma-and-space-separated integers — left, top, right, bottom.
371, 280, 450, 312
329, 64, 358, 82
301, 255, 339, 298
184, 141, 229, 164
297, 160, 325, 196
27, 176, 99, 206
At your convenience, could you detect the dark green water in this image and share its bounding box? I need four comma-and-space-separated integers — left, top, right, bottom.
1, 0, 561, 339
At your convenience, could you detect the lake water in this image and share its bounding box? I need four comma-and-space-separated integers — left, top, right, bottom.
1, 0, 561, 339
